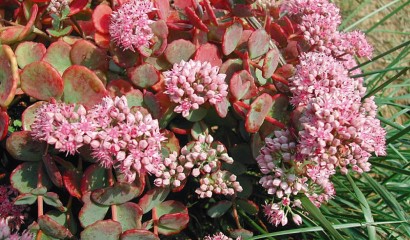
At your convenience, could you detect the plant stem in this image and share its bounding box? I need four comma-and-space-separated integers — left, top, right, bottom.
152, 206, 159, 235
37, 163, 44, 217
232, 200, 242, 229
107, 169, 118, 221
238, 209, 275, 240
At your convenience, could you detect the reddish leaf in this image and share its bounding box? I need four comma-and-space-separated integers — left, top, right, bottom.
248, 29, 270, 59
107, 79, 134, 97
222, 22, 243, 55
6, 131, 45, 162
174, 0, 193, 9
202, 0, 218, 25
81, 220, 122, 240
0, 27, 24, 45
214, 97, 229, 118
0, 111, 9, 141
155, 0, 170, 20
63, 167, 82, 199
43, 154, 63, 188
121, 229, 159, 240
193, 43, 222, 67
270, 22, 288, 47
185, 7, 209, 32
0, 44, 18, 108
20, 61, 64, 101
69, 0, 88, 16
62, 65, 107, 109
15, 41, 46, 68
138, 187, 170, 214
164, 39, 196, 64
219, 58, 243, 83
230, 70, 257, 101
232, 4, 253, 17
70, 39, 108, 71
42, 41, 72, 75
128, 63, 160, 89
94, 32, 111, 49
158, 213, 189, 235
150, 19, 169, 38
17, 4, 38, 41
38, 215, 74, 239
262, 48, 279, 79
245, 93, 274, 133
110, 43, 139, 69
92, 4, 112, 34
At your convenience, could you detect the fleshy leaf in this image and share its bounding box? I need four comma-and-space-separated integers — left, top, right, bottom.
262, 48, 279, 79
14, 193, 37, 205
42, 41, 72, 75
80, 220, 122, 240
236, 199, 259, 215
0, 111, 9, 141
0, 44, 19, 108
91, 182, 141, 206
22, 101, 46, 131
222, 22, 243, 55
110, 43, 139, 69
121, 229, 159, 240
164, 39, 196, 64
38, 215, 73, 239
62, 65, 107, 108
245, 93, 274, 133
42, 154, 63, 188
116, 202, 143, 231
10, 162, 52, 193
20, 61, 64, 100
15, 42, 46, 68
230, 70, 257, 101
193, 43, 222, 67
128, 63, 160, 89
70, 40, 108, 71
207, 200, 232, 218
92, 4, 112, 34
6, 131, 46, 161
155, 0, 170, 20
248, 29, 270, 59
107, 79, 134, 97
81, 164, 109, 195
138, 187, 170, 214
79, 192, 109, 228
185, 7, 209, 32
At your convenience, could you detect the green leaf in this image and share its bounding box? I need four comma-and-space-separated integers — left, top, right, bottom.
207, 200, 232, 218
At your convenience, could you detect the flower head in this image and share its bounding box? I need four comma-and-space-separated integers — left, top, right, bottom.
0, 185, 28, 231
164, 60, 228, 117
109, 0, 154, 52
47, 0, 70, 16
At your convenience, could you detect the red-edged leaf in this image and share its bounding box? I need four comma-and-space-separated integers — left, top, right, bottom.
138, 187, 170, 214
164, 39, 196, 64
202, 0, 218, 25
21, 101, 45, 131
79, 192, 109, 228
128, 63, 160, 89
215, 97, 229, 118
42, 41, 72, 75
81, 220, 122, 240
95, 32, 111, 49
121, 229, 159, 240
248, 29, 270, 59
262, 48, 279, 79
0, 27, 24, 45
107, 79, 134, 97
245, 93, 274, 133
81, 164, 109, 195
158, 213, 189, 235
69, 0, 88, 16
6, 131, 45, 162
0, 44, 18, 108
92, 4, 112, 34
116, 202, 143, 231
155, 0, 170, 20
15, 41, 46, 68
185, 7, 209, 32
38, 215, 74, 239
63, 167, 82, 199
174, 0, 193, 9
0, 111, 9, 141
232, 4, 253, 17
193, 43, 222, 66
43, 154, 63, 188
91, 182, 140, 206
222, 22, 243, 55
230, 70, 257, 101
270, 22, 288, 47
70, 39, 108, 71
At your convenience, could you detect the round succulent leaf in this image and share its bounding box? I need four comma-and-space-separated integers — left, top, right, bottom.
70, 40, 108, 71
121, 229, 159, 240
15, 41, 46, 68
79, 192, 109, 228
95, 32, 111, 49
230, 70, 257, 101
230, 143, 254, 165
10, 162, 52, 193
245, 93, 274, 133
92, 4, 112, 34
143, 91, 161, 119
236, 176, 253, 198
0, 44, 19, 108
230, 228, 253, 239
207, 200, 232, 218
150, 19, 169, 39
222, 22, 243, 55
116, 202, 143, 231
46, 26, 74, 38
138, 187, 170, 214
42, 154, 63, 188
107, 79, 134, 97
185, 106, 208, 122
38, 215, 73, 239
219, 58, 243, 83
109, 43, 139, 69
46, 210, 77, 235
81, 220, 122, 240
43, 192, 64, 209
125, 89, 144, 108
42, 41, 72, 75
128, 63, 160, 89
6, 131, 46, 161
158, 212, 189, 236
161, 129, 180, 153
14, 193, 37, 205
164, 39, 196, 64
214, 97, 229, 118
155, 200, 188, 218
262, 48, 280, 79
0, 27, 24, 45
20, 61, 64, 100
81, 164, 109, 195
155, 0, 170, 20
62, 65, 107, 109
207, 25, 225, 43
0, 111, 9, 141
269, 94, 289, 122
91, 182, 140, 206
236, 199, 259, 215
248, 29, 270, 59
193, 43, 222, 67
69, 0, 88, 16
21, 101, 46, 131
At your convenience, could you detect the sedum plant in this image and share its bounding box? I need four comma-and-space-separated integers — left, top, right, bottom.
0, 0, 406, 239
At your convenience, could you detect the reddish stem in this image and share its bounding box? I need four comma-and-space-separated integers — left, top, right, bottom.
37, 164, 43, 217
235, 100, 286, 129
232, 201, 241, 229
107, 169, 118, 221
152, 207, 159, 236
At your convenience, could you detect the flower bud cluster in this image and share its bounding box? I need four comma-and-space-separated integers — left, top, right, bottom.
153, 151, 189, 188
263, 198, 303, 227
179, 135, 242, 198
47, 0, 70, 16
203, 232, 241, 240
164, 60, 228, 117
109, 0, 154, 52
31, 96, 165, 183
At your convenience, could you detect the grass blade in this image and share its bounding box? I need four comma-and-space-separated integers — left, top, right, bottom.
365, 0, 410, 34
363, 67, 409, 99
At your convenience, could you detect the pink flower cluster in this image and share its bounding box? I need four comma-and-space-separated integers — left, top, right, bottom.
203, 232, 241, 240
257, 0, 386, 227
0, 185, 27, 231
284, 0, 373, 58
178, 135, 242, 198
109, 0, 154, 52
153, 151, 189, 188
31, 96, 165, 183
0, 219, 32, 240
47, 0, 70, 16
164, 60, 228, 117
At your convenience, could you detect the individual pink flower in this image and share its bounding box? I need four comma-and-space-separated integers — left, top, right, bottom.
163, 60, 228, 117
109, 0, 154, 52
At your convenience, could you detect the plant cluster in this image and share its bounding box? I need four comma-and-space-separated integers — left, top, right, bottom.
0, 0, 390, 239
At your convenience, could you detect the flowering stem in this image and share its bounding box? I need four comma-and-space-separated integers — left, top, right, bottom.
37, 164, 44, 217
152, 207, 159, 236
237, 209, 275, 240
107, 169, 118, 221
232, 200, 242, 229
